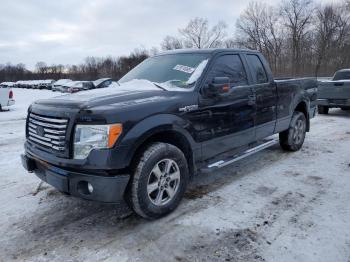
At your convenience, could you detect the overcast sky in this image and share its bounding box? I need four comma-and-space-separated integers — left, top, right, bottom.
0, 0, 339, 69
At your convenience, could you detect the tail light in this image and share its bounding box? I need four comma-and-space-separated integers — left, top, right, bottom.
9, 90, 13, 99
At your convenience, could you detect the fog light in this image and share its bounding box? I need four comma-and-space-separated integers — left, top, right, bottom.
77, 181, 94, 195
87, 183, 93, 194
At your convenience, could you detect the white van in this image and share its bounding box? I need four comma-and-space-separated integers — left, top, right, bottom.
0, 84, 15, 110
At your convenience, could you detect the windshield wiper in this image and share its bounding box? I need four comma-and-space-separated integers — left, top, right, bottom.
152, 82, 167, 91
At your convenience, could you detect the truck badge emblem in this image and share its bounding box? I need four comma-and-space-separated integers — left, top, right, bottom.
36, 126, 45, 137
179, 105, 198, 112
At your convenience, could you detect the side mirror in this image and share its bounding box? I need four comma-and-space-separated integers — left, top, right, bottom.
203, 77, 230, 97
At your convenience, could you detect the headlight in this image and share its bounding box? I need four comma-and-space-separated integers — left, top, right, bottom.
73, 124, 122, 159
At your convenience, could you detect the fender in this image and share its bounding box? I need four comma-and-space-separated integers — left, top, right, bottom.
117, 114, 200, 168
290, 93, 311, 131
275, 83, 311, 134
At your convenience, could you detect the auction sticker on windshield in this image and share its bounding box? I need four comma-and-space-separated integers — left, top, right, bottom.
173, 65, 195, 74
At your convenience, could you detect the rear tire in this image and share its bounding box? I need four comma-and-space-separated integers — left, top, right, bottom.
126, 142, 189, 219
279, 112, 307, 152
318, 105, 329, 114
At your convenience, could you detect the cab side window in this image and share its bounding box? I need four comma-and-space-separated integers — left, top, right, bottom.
246, 55, 268, 84
206, 55, 248, 87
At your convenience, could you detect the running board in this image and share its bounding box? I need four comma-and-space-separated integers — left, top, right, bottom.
204, 139, 278, 170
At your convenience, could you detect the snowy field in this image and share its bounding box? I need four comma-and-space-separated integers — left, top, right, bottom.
0, 89, 350, 262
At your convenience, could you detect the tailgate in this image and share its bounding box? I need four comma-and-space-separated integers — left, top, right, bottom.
318, 81, 350, 99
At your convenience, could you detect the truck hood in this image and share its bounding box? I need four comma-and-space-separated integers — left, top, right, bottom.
33, 79, 182, 109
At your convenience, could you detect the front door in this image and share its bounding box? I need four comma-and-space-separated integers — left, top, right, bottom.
198, 54, 256, 160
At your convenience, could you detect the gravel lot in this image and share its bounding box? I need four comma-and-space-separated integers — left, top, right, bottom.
1, 89, 350, 262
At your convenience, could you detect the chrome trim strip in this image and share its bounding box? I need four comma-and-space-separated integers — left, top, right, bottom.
30, 113, 68, 124
29, 132, 51, 142
29, 118, 67, 129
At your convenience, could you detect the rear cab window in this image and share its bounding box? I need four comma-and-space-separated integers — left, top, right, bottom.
333, 70, 350, 81
246, 54, 268, 84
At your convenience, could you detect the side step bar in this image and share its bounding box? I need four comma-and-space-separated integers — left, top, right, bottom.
205, 139, 278, 170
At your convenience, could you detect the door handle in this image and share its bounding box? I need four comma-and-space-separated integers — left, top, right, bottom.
248, 95, 256, 105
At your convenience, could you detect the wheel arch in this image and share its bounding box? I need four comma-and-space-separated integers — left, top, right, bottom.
120, 114, 198, 176
131, 129, 196, 176
294, 100, 310, 131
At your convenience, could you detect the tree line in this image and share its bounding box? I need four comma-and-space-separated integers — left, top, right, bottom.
161, 0, 350, 77
0, 49, 149, 82
1, 0, 349, 82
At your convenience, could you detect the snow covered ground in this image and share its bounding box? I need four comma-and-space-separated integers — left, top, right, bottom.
0, 89, 350, 262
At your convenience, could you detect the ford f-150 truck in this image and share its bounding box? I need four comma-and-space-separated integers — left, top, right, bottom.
21, 49, 317, 219
317, 69, 350, 114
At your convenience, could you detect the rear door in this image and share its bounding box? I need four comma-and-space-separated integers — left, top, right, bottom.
198, 53, 256, 160
244, 54, 277, 140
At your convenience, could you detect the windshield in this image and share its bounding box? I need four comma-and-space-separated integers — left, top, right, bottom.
73, 82, 83, 88
119, 53, 210, 89
64, 81, 77, 87
93, 78, 108, 86
333, 70, 350, 81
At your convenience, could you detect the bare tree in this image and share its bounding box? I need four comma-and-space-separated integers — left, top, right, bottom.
161, 36, 184, 50
236, 2, 284, 74
35, 61, 48, 76
161, 17, 228, 51
179, 18, 227, 49
281, 0, 314, 76
314, 4, 342, 76
223, 38, 237, 48
234, 0, 350, 77
346, 0, 350, 9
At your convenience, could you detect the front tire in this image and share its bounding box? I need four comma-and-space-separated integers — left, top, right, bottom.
318, 105, 329, 114
279, 112, 307, 152
126, 142, 189, 219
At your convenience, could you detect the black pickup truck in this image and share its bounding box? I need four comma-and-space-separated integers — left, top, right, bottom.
21, 49, 317, 219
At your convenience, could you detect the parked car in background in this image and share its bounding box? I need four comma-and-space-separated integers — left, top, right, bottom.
317, 69, 350, 114
67, 81, 94, 93
15, 81, 23, 88
93, 78, 113, 89
0, 84, 15, 110
32, 80, 41, 89
24, 81, 33, 89
39, 80, 55, 90
52, 79, 72, 92
59, 81, 77, 93
82, 81, 94, 90
0, 82, 15, 88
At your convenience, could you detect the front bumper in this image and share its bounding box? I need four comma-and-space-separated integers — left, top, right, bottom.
21, 153, 130, 203
317, 98, 350, 107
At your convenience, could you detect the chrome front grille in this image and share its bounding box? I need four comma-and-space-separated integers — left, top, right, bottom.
28, 112, 68, 151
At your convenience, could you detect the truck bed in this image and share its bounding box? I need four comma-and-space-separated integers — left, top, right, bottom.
275, 77, 318, 116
